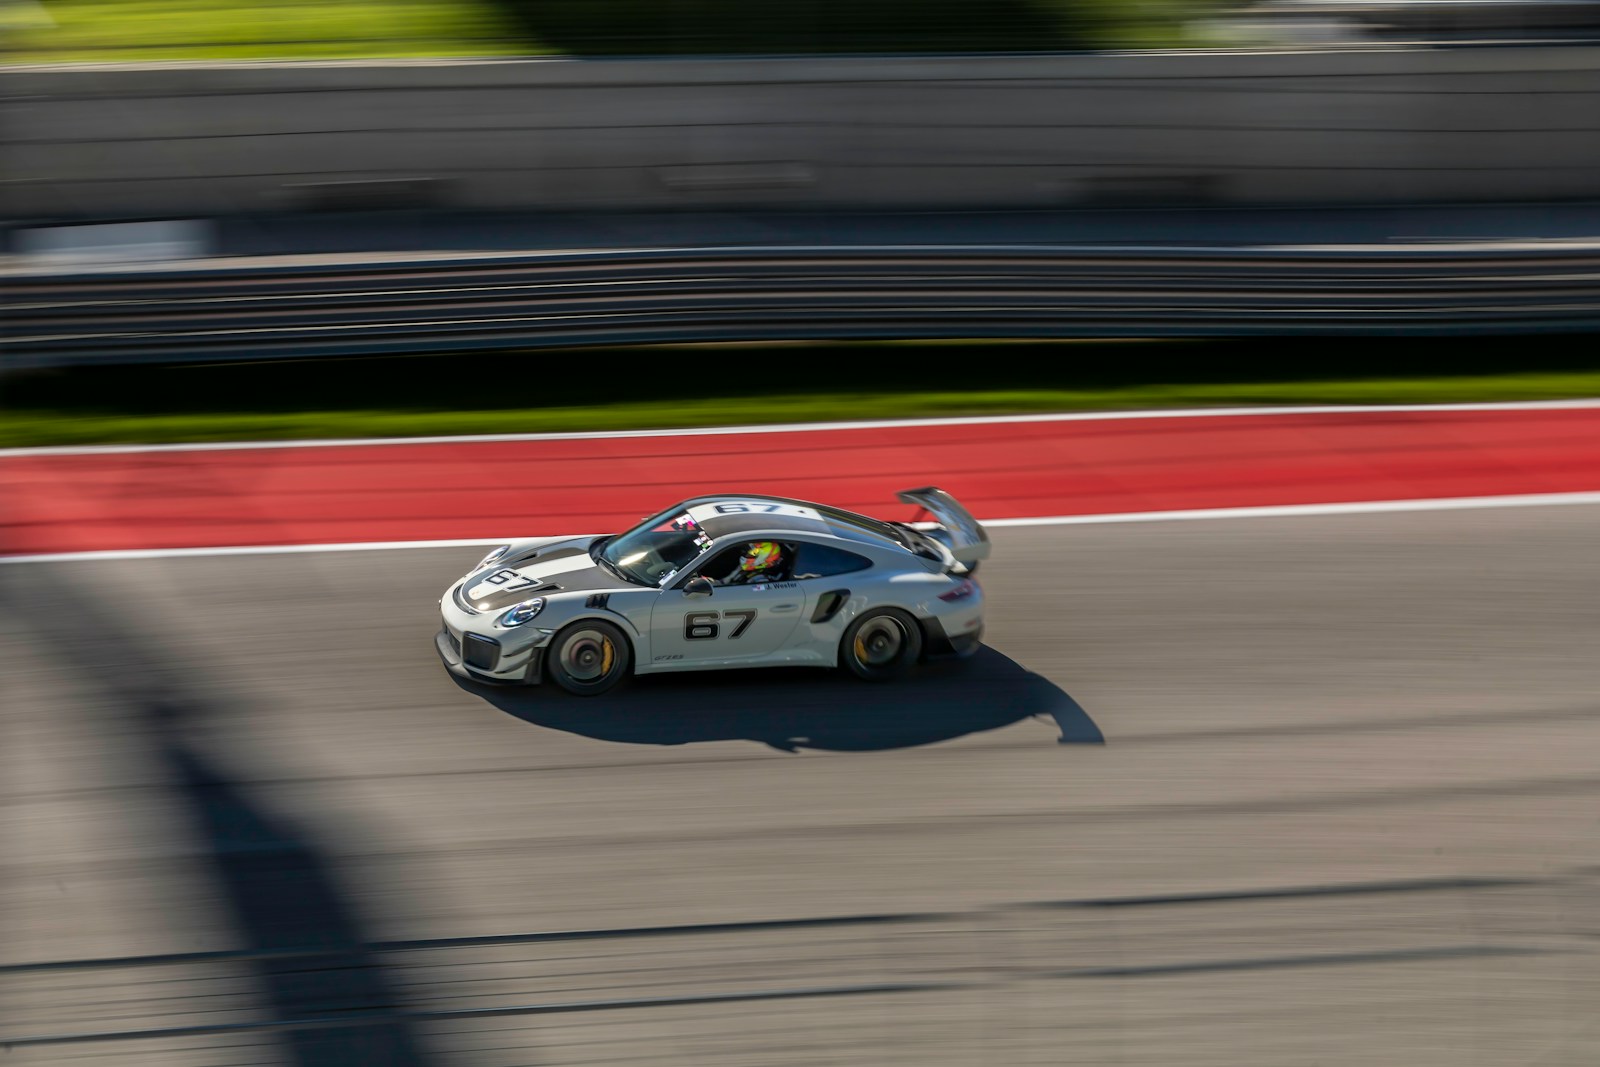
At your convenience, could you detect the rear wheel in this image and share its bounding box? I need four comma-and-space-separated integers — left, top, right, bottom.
547, 621, 632, 696
839, 608, 922, 682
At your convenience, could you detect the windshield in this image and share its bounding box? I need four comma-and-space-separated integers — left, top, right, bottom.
596, 507, 716, 585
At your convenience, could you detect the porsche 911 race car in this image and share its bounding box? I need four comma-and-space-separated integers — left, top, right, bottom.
436, 487, 989, 695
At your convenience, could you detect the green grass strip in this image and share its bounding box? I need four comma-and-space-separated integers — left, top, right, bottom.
5, 0, 531, 61
5, 0, 1212, 62
6, 371, 1599, 448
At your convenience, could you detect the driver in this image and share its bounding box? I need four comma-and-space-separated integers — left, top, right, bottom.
712, 540, 788, 585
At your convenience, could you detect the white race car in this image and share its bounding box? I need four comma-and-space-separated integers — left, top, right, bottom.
437, 487, 989, 695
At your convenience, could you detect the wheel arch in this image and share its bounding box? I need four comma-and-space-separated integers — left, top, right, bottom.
837, 604, 924, 681
536, 610, 643, 678
543, 615, 638, 695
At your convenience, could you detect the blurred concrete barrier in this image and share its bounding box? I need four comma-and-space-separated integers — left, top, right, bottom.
13, 219, 212, 263
4, 48, 1600, 219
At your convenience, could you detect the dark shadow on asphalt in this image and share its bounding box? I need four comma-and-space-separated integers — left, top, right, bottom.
155, 727, 430, 1066
459, 645, 1102, 752
4, 567, 431, 1067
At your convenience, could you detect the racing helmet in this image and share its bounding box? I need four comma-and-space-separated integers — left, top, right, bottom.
739, 541, 784, 574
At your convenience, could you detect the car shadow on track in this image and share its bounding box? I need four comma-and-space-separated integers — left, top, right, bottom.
457, 645, 1102, 752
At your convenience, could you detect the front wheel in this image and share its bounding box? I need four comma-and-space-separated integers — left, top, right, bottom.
546, 621, 632, 696
839, 608, 923, 682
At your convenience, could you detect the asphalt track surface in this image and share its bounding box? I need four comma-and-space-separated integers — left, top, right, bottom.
6, 510, 1600, 1065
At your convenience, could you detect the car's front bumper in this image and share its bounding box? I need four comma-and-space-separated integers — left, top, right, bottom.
436, 627, 548, 685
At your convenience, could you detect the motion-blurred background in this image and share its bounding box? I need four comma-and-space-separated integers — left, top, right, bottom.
4, 1, 1600, 1065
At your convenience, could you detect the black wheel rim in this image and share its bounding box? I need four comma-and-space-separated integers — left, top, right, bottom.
852, 616, 905, 668
559, 628, 617, 685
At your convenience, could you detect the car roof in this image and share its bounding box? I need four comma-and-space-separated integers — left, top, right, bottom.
674, 494, 908, 552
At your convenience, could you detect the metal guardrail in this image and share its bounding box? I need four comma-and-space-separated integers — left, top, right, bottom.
7, 244, 1600, 368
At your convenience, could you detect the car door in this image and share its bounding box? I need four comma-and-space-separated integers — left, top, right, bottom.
647, 548, 807, 669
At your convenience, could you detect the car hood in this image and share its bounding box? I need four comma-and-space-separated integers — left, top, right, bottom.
457, 539, 635, 612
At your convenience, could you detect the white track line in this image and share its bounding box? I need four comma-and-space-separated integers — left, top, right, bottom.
0, 537, 514, 565
6, 399, 1600, 458
983, 491, 1600, 527
6, 491, 1600, 565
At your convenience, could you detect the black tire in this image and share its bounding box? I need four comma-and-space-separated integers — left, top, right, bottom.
839, 608, 923, 682
546, 620, 632, 696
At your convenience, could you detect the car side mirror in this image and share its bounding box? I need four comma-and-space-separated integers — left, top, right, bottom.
683, 576, 714, 598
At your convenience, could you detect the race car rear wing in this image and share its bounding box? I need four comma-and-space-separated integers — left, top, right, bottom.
897, 487, 992, 570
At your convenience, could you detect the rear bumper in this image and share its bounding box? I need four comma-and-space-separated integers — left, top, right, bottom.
922, 619, 984, 661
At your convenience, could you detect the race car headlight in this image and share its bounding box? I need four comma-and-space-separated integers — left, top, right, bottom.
474, 544, 510, 571
499, 598, 546, 627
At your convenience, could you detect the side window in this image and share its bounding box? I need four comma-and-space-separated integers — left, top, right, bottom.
688, 542, 798, 585
691, 545, 747, 584
791, 543, 872, 580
